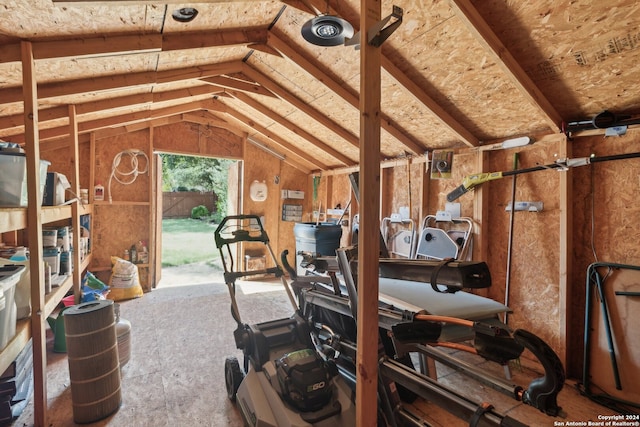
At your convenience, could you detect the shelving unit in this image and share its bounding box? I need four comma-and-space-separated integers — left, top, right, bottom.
0, 52, 93, 426
0, 205, 92, 377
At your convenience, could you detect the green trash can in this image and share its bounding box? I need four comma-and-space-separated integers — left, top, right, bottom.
293, 222, 342, 276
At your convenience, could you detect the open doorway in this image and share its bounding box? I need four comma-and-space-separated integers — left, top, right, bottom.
153, 153, 242, 287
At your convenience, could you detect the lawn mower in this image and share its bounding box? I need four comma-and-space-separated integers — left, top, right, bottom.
214, 215, 356, 426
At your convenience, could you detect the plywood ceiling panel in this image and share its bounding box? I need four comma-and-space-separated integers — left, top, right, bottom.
1, 0, 640, 170
472, 0, 640, 119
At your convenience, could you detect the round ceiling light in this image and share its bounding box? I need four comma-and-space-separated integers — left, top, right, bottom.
301, 15, 354, 46
172, 7, 199, 23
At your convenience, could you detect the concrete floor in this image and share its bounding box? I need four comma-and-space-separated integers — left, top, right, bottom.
15, 273, 293, 427
13, 270, 620, 426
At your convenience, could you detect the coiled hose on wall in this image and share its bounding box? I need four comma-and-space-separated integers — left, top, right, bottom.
107, 149, 149, 203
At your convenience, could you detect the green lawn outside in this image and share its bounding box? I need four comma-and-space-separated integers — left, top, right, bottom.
161, 218, 219, 267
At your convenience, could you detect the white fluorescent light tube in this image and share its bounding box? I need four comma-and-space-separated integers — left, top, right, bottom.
247, 137, 285, 160
501, 136, 533, 149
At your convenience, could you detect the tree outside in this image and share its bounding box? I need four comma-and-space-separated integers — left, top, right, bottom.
162, 154, 234, 223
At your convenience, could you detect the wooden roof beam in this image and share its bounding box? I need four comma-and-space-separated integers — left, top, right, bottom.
93, 115, 183, 140
299, 0, 478, 147
449, 0, 562, 132
0, 60, 243, 104
181, 111, 250, 140
0, 84, 224, 138
155, 60, 245, 83
1, 29, 267, 64
6, 99, 211, 142
381, 57, 479, 147
182, 112, 231, 130
162, 28, 268, 52
266, 32, 426, 155
240, 63, 361, 150
214, 99, 331, 171
200, 75, 276, 98
228, 91, 356, 167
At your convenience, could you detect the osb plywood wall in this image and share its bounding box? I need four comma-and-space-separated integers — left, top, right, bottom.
486, 140, 563, 352
584, 267, 640, 404
153, 121, 242, 159
37, 132, 151, 292
326, 131, 640, 375
91, 130, 151, 290
242, 143, 282, 266
72, 120, 305, 290
56, 118, 639, 375
276, 162, 311, 264
242, 143, 309, 270
40, 142, 91, 192
571, 133, 640, 376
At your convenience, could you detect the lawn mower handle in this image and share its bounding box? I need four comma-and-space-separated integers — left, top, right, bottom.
214, 214, 270, 247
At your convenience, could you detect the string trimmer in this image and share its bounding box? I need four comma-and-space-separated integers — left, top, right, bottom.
447, 151, 640, 202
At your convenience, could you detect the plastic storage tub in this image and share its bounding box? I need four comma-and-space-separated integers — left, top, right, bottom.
0, 152, 49, 207
0, 265, 24, 350
43, 247, 61, 275
0, 258, 29, 320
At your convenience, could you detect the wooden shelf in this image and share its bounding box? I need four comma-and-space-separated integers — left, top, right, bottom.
0, 205, 78, 233
41, 205, 72, 224
44, 274, 73, 319
0, 320, 31, 379
80, 253, 93, 272
93, 200, 149, 206
78, 203, 93, 215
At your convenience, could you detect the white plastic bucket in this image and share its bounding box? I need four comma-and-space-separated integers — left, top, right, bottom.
42, 228, 58, 247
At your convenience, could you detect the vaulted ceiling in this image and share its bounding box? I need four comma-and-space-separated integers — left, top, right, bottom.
1, 0, 640, 173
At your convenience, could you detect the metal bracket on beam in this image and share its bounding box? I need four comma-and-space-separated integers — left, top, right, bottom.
345, 5, 403, 49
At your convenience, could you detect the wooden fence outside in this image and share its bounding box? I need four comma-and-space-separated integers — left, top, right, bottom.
162, 192, 216, 218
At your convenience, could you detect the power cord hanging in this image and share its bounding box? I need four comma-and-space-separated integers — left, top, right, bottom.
108, 149, 149, 203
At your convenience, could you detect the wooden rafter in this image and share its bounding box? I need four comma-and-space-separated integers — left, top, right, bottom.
0, 29, 267, 64
266, 32, 426, 155
240, 64, 361, 150
200, 75, 276, 97
182, 111, 231, 131
93, 115, 183, 140
155, 61, 245, 84
0, 84, 225, 137
5, 99, 211, 142
0, 62, 241, 104
228, 90, 355, 166
1, 60, 242, 104
216, 99, 331, 171
448, 0, 562, 132
1, 71, 154, 105
299, 0, 479, 148
382, 56, 479, 147
161, 28, 269, 52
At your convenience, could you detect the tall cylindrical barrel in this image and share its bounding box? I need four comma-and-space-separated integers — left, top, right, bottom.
64, 300, 122, 423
